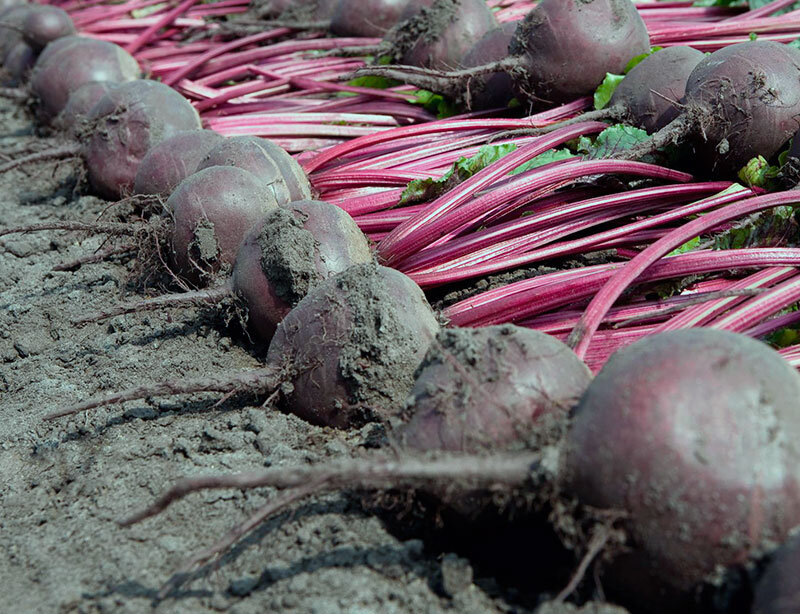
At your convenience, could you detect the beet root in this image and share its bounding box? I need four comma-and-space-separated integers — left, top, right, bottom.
562, 329, 800, 606
48, 263, 439, 430
132, 129, 225, 198
167, 165, 279, 282
330, 0, 429, 37
30, 36, 141, 121
54, 80, 117, 133
267, 263, 439, 427
231, 199, 373, 341
354, 0, 649, 109
398, 325, 591, 454
84, 79, 202, 199
683, 41, 800, 174
391, 0, 496, 70
21, 4, 75, 50
196, 135, 311, 206
607, 45, 705, 133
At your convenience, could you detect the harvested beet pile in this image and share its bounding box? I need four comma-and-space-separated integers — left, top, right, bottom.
5, 0, 800, 612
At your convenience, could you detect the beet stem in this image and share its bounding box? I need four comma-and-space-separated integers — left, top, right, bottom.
119, 452, 542, 527
73, 284, 234, 327
610, 113, 694, 163
0, 143, 82, 174
43, 367, 279, 421
352, 57, 518, 100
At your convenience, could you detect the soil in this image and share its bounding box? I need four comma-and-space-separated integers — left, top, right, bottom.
0, 96, 506, 613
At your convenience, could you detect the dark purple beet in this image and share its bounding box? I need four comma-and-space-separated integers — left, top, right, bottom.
682, 40, 800, 174
330, 0, 429, 37
398, 325, 592, 453
196, 136, 296, 206
0, 4, 33, 60
54, 81, 117, 133
84, 79, 202, 199
508, 0, 650, 107
397, 0, 497, 70
133, 130, 225, 197
30, 36, 141, 121
267, 263, 439, 428
231, 199, 373, 341
563, 329, 800, 607
253, 138, 312, 201
21, 4, 75, 50
1, 40, 34, 85
167, 165, 280, 282
608, 45, 705, 133
459, 22, 516, 110
753, 534, 800, 614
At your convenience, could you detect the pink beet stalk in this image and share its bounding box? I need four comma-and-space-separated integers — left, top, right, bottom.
709, 274, 800, 333
125, 0, 200, 54
568, 189, 800, 358
375, 122, 609, 265
400, 182, 729, 274
653, 266, 796, 332
445, 248, 800, 327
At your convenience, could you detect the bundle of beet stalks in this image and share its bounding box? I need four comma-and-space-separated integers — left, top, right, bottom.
4, 0, 800, 611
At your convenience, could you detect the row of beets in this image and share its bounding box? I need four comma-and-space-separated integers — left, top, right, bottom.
3, 1, 800, 612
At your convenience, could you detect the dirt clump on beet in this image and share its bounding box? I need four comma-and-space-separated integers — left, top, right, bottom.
398, 325, 592, 454
267, 262, 439, 427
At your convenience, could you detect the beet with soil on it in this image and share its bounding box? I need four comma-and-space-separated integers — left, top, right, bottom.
398, 325, 592, 454
195, 135, 312, 206
47, 263, 440, 430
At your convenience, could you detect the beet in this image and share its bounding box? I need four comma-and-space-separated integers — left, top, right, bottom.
459, 22, 516, 110
621, 40, 800, 176
53, 81, 117, 133
196, 136, 311, 206
330, 0, 429, 37
21, 4, 75, 50
753, 534, 800, 614
398, 325, 592, 454
392, 0, 496, 70
562, 329, 800, 606
266, 263, 439, 427
608, 46, 705, 133
167, 165, 279, 282
356, 0, 650, 109
133, 130, 225, 198
84, 79, 202, 199
49, 263, 440, 431
231, 200, 373, 341
30, 36, 141, 121
1, 40, 34, 85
